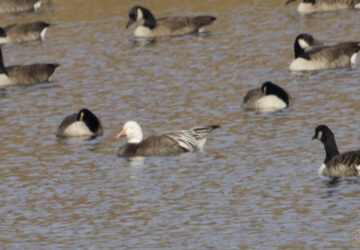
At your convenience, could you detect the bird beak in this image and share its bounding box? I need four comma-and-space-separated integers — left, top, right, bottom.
285, 0, 296, 5
312, 134, 317, 140
116, 129, 127, 138
126, 19, 134, 29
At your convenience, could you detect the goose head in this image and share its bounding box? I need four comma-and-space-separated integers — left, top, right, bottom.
77, 108, 102, 134
126, 6, 156, 29
261, 81, 291, 106
312, 124, 334, 143
117, 120, 143, 144
294, 33, 323, 58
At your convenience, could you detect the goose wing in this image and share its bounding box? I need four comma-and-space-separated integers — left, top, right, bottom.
320, 0, 360, 6
5, 22, 48, 35
6, 63, 59, 85
325, 150, 360, 177
156, 16, 215, 32
165, 125, 220, 152
118, 135, 186, 157
56, 113, 77, 137
308, 42, 360, 61
243, 87, 263, 109
0, 0, 40, 14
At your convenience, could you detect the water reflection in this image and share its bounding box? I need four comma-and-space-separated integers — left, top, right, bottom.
130, 37, 156, 47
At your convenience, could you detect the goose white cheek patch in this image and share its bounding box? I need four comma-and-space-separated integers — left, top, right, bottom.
298, 39, 310, 49
351, 53, 358, 66
137, 8, 143, 21
33, 0, 42, 10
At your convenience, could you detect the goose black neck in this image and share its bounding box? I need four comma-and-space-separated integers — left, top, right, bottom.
303, 0, 315, 4
141, 7, 156, 29
294, 39, 304, 59
322, 133, 340, 164
77, 109, 100, 133
0, 47, 7, 75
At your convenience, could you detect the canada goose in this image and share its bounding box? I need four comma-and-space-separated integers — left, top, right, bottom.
125, 6, 216, 37
313, 125, 360, 177
243, 81, 293, 112
0, 46, 59, 88
289, 33, 360, 71
286, 0, 360, 14
0, 0, 42, 14
56, 108, 103, 138
0, 22, 49, 44
116, 121, 220, 157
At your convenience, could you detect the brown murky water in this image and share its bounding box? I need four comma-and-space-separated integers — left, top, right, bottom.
1, 0, 360, 248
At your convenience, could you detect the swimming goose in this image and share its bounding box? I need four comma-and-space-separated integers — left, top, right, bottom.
289, 33, 360, 71
0, 0, 42, 14
0, 46, 59, 88
0, 22, 49, 44
116, 121, 220, 157
313, 125, 360, 177
243, 81, 293, 112
286, 0, 360, 14
56, 108, 103, 138
125, 6, 216, 37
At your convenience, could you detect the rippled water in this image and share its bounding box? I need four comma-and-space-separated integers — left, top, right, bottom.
1, 0, 360, 248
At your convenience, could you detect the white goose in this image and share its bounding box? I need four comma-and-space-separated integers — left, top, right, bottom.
116, 121, 220, 157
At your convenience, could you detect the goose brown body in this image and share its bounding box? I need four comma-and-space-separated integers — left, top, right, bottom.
126, 6, 216, 37
0, 0, 41, 14
0, 22, 49, 44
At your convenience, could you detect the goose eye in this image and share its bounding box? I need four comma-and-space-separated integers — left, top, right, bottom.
130, 14, 135, 19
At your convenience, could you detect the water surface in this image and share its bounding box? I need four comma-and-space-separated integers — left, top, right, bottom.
1, 0, 360, 248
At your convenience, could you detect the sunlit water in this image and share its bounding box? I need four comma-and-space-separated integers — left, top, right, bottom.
1, 0, 360, 248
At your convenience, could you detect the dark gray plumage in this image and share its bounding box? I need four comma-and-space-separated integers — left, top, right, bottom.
289, 33, 360, 71
116, 121, 220, 157
117, 135, 188, 157
56, 108, 103, 138
0, 46, 58, 88
0, 0, 42, 14
313, 124, 360, 177
286, 0, 360, 14
126, 6, 216, 37
0, 22, 50, 44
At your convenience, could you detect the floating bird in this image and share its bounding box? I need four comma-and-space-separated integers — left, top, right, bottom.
0, 22, 50, 44
56, 108, 103, 138
243, 81, 292, 112
289, 33, 360, 71
116, 121, 220, 157
0, 46, 58, 88
125, 6, 216, 37
0, 0, 42, 14
285, 0, 360, 14
313, 124, 360, 177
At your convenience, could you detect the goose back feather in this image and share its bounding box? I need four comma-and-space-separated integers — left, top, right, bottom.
6, 63, 58, 85
0, 0, 41, 14
0, 22, 49, 44
0, 46, 58, 88
286, 0, 360, 13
